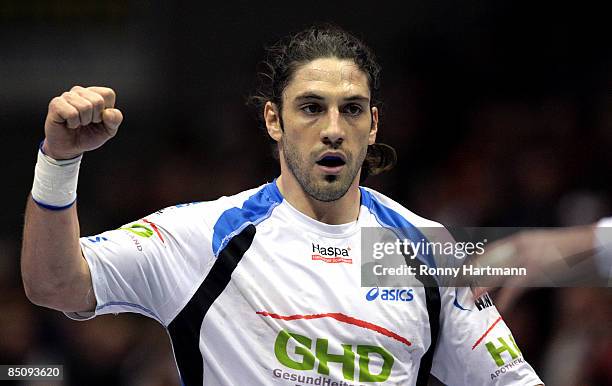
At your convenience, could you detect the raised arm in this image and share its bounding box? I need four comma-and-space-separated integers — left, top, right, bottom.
21, 86, 123, 313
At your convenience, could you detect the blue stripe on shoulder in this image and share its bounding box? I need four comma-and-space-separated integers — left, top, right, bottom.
212, 182, 283, 257
360, 187, 437, 269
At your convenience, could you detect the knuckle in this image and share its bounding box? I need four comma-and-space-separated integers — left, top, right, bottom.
70, 85, 83, 92
70, 96, 91, 111
48, 97, 61, 109
64, 91, 81, 103
66, 110, 79, 120
92, 94, 105, 109
105, 88, 116, 99
81, 99, 93, 110
78, 90, 104, 110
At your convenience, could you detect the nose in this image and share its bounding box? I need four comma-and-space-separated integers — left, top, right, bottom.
320, 108, 345, 147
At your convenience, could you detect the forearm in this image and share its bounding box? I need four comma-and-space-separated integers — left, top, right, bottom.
21, 196, 93, 311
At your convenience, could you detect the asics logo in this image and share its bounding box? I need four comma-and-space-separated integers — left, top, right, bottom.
366, 287, 414, 302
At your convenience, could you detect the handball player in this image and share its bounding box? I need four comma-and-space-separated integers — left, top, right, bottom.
21, 25, 544, 385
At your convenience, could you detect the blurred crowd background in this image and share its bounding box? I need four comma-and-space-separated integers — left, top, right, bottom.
1, 1, 610, 385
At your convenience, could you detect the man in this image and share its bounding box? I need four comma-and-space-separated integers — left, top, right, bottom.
21, 26, 544, 385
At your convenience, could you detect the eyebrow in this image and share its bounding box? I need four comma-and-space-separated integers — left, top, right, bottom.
293, 92, 370, 103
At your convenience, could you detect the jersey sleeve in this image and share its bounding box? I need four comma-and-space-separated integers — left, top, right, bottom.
65, 203, 215, 326
431, 286, 544, 385
595, 217, 612, 281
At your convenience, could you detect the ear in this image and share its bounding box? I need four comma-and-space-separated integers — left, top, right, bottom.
264, 102, 283, 142
368, 106, 379, 145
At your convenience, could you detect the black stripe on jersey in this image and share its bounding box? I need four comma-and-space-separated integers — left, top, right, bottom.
168, 224, 256, 386
402, 254, 441, 386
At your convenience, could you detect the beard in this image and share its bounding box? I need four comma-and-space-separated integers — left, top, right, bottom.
280, 136, 367, 202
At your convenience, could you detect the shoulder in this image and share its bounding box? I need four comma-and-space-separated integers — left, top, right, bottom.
115, 182, 280, 258
197, 181, 283, 256
199, 183, 274, 218
360, 186, 444, 228
360, 187, 461, 289
148, 182, 276, 223
125, 183, 276, 247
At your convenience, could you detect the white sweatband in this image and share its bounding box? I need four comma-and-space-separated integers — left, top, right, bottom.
31, 149, 82, 210
595, 217, 612, 282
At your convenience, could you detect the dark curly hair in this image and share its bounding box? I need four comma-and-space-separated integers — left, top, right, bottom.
248, 24, 396, 181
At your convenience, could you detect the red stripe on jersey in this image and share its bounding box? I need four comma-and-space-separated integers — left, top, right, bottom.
143, 219, 165, 243
472, 316, 503, 350
256, 311, 411, 347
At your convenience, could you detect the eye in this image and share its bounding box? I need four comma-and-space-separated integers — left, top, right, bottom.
343, 104, 363, 116
300, 103, 323, 115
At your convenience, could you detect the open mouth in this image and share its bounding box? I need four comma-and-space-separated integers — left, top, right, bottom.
316, 155, 346, 168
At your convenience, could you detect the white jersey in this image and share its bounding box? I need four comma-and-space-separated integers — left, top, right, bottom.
68, 182, 543, 386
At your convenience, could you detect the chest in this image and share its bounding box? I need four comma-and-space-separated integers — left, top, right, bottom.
225, 230, 430, 353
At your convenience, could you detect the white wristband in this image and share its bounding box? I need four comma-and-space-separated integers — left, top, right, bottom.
31, 149, 82, 210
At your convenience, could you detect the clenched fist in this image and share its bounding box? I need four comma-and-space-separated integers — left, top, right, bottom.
43, 86, 123, 160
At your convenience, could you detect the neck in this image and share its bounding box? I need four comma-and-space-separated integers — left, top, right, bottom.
276, 173, 361, 225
